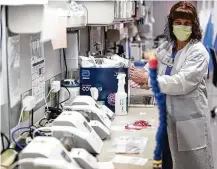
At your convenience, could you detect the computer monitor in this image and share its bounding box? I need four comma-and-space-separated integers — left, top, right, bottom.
209, 48, 217, 87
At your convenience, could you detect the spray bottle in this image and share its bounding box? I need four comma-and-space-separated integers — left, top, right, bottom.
115, 73, 128, 116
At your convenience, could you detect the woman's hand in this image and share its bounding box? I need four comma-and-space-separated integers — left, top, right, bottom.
130, 67, 149, 85
143, 50, 156, 60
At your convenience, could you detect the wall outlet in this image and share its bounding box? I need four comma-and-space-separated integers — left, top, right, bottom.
49, 77, 56, 101
50, 77, 55, 84
21, 90, 31, 122
21, 90, 31, 100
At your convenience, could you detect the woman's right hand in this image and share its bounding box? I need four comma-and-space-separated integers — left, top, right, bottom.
143, 50, 156, 60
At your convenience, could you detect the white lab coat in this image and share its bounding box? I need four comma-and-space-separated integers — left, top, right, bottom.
145, 41, 215, 169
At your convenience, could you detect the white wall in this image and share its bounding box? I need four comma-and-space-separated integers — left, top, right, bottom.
2, 31, 79, 134
19, 34, 62, 93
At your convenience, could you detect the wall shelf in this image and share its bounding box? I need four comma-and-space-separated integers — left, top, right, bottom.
88, 18, 134, 27
7, 0, 135, 33
1, 0, 48, 5
77, 0, 134, 26
7, 1, 87, 34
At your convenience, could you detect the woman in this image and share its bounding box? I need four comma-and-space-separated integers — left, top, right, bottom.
130, 2, 215, 169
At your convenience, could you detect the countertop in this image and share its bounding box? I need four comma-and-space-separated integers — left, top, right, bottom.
98, 107, 158, 169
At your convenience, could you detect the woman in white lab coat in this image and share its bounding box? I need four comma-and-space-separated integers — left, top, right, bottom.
130, 2, 215, 169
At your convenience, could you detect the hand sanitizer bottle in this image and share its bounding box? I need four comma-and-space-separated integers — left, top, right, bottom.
115, 73, 128, 116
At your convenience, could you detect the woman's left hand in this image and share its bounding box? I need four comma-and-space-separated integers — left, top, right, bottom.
130, 69, 149, 85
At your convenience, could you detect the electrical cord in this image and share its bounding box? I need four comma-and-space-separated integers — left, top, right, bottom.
59, 85, 71, 109
63, 48, 68, 79
39, 118, 49, 127
44, 89, 54, 115
1, 132, 10, 154
20, 125, 37, 139
1, 134, 4, 152
30, 109, 34, 137
17, 106, 27, 137
45, 107, 62, 120
11, 127, 44, 150
32, 127, 52, 138
55, 91, 60, 109
31, 110, 34, 127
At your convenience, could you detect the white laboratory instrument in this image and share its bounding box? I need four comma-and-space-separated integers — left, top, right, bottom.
53, 111, 110, 140
19, 137, 81, 169
89, 120, 110, 140
99, 105, 114, 119
70, 148, 98, 169
52, 126, 103, 154
71, 95, 114, 119
64, 105, 112, 130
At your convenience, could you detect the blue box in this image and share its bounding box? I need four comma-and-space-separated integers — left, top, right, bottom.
80, 68, 129, 112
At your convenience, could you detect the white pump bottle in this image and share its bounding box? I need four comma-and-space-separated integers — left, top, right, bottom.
115, 73, 128, 116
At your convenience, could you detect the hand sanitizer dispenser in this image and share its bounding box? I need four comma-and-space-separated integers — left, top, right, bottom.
115, 73, 128, 116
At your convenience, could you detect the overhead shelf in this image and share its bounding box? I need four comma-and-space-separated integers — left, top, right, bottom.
77, 0, 134, 26
78, 1, 115, 25
7, 0, 135, 33
88, 18, 134, 26
1, 0, 48, 5
7, 1, 87, 34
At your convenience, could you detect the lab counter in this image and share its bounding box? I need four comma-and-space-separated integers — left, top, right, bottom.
98, 107, 158, 169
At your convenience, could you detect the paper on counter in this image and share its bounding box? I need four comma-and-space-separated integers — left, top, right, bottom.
112, 155, 148, 166
111, 126, 125, 131
112, 136, 148, 154
98, 162, 115, 169
140, 112, 147, 115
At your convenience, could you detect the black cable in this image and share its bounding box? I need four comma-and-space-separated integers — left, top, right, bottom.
31, 110, 34, 127
45, 107, 62, 120
63, 49, 68, 79
55, 91, 60, 109
1, 132, 10, 154
59, 85, 71, 109
29, 109, 34, 137
1, 135, 4, 152
39, 118, 47, 127
20, 125, 37, 139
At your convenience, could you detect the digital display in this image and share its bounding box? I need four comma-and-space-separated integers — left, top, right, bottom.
83, 121, 92, 132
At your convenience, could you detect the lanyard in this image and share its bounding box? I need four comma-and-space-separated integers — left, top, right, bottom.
165, 50, 177, 75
